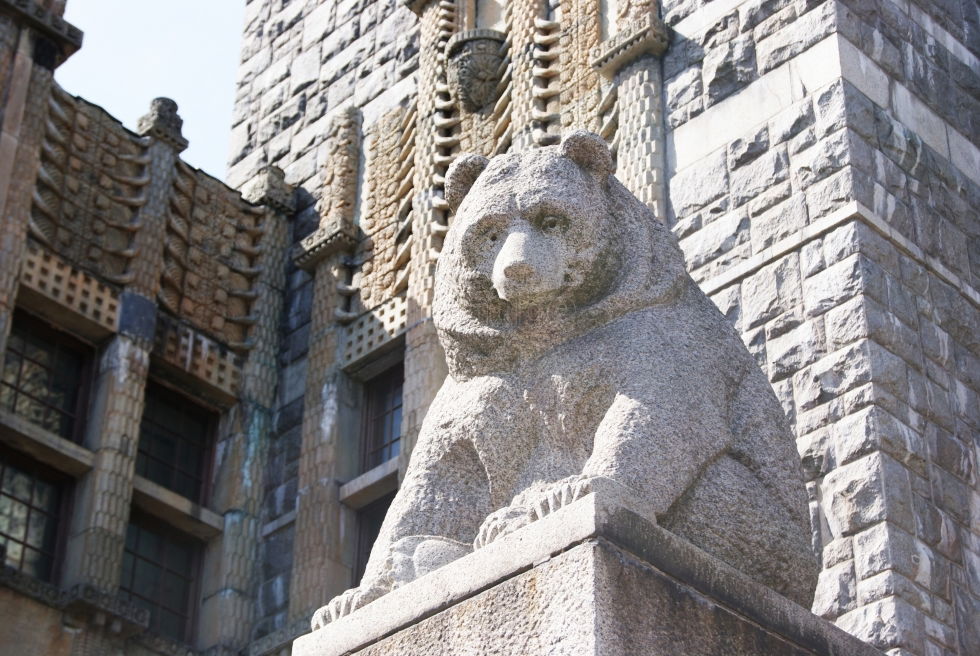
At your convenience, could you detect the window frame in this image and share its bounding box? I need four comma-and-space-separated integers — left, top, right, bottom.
359, 363, 404, 474
118, 509, 203, 645
1, 309, 94, 444
136, 379, 218, 506
0, 443, 72, 583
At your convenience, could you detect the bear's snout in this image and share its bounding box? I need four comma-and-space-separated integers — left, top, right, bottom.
491, 227, 564, 306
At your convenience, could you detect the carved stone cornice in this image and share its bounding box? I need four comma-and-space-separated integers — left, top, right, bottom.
446, 29, 507, 113
62, 583, 150, 637
0, 0, 83, 66
241, 165, 296, 215
137, 97, 189, 152
0, 562, 66, 608
0, 567, 149, 638
293, 224, 358, 272
591, 13, 669, 79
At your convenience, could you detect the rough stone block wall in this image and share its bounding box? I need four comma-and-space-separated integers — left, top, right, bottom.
230, 0, 422, 641
663, 1, 979, 654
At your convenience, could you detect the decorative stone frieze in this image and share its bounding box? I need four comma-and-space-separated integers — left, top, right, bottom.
340, 295, 407, 368
160, 160, 267, 350
136, 97, 188, 152
359, 105, 416, 307
30, 84, 149, 286
152, 312, 245, 402
445, 29, 506, 113
19, 240, 120, 333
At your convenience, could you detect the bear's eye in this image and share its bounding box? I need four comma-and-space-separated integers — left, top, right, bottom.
488, 231, 499, 243
540, 215, 563, 232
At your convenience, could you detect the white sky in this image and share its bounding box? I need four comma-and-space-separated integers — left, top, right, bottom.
56, 1, 246, 182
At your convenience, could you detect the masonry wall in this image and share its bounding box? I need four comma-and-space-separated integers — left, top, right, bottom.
224, 2, 979, 656
228, 2, 423, 650
0, 2, 299, 655
662, 1, 980, 654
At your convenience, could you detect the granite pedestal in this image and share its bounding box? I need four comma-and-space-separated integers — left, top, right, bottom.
293, 492, 882, 656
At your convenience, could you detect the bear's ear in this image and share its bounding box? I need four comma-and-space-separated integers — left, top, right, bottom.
445, 153, 489, 213
559, 131, 614, 178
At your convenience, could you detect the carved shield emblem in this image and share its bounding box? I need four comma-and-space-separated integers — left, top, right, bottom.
446, 30, 506, 112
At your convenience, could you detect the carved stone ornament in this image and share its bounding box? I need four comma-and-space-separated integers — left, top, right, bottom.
293, 107, 361, 271
445, 29, 507, 113
0, 0, 83, 64
591, 11, 669, 79
241, 165, 296, 215
136, 97, 188, 152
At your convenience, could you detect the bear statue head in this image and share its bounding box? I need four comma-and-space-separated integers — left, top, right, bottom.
435, 131, 689, 379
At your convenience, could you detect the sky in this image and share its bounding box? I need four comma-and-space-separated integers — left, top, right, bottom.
56, 1, 246, 182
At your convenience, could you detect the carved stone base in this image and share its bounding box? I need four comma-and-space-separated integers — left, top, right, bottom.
291, 493, 882, 656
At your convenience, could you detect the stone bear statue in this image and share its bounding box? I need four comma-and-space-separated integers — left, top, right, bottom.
312, 131, 817, 628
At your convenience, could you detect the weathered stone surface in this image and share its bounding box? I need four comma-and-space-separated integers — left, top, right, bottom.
702, 35, 755, 104
311, 132, 817, 627
728, 125, 770, 170
293, 493, 880, 656
742, 254, 802, 329
668, 149, 728, 217
730, 146, 790, 207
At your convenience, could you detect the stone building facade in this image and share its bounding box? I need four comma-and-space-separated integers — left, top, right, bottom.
0, 2, 298, 655
0, 0, 976, 656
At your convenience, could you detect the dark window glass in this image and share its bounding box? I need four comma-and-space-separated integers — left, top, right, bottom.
1, 312, 89, 441
136, 383, 214, 503
361, 364, 403, 472
119, 516, 199, 643
353, 492, 395, 586
0, 452, 65, 581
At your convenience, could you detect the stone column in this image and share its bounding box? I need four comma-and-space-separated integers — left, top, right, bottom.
591, 5, 668, 218
402, 0, 453, 467
288, 110, 360, 621
199, 166, 294, 652
62, 334, 150, 591
288, 252, 355, 623
61, 99, 185, 592
0, 5, 81, 355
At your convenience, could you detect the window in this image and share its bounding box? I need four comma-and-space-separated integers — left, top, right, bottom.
361, 364, 403, 473
136, 382, 215, 503
353, 491, 395, 586
1, 312, 90, 441
119, 515, 199, 643
0, 450, 66, 582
